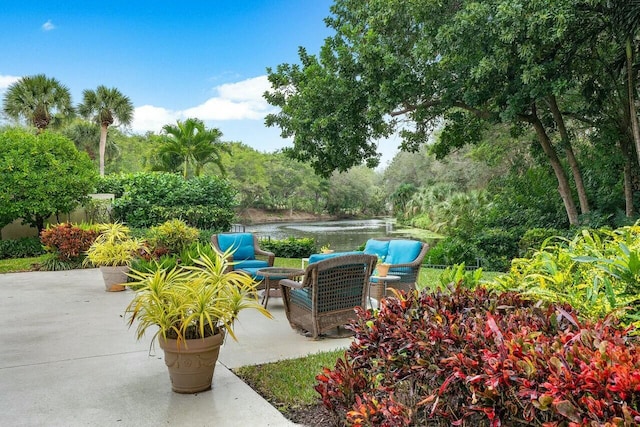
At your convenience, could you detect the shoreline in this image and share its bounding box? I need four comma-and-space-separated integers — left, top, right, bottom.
235, 208, 337, 225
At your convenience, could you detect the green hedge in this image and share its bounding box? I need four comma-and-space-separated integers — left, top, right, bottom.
99, 172, 237, 230
0, 237, 45, 259
259, 237, 317, 258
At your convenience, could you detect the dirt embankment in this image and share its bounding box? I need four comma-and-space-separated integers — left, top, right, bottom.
235, 208, 334, 224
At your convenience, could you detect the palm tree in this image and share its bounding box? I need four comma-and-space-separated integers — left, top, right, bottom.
2, 74, 73, 132
157, 118, 228, 178
78, 86, 133, 176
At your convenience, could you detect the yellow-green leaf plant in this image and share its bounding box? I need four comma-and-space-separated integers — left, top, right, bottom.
124, 248, 273, 347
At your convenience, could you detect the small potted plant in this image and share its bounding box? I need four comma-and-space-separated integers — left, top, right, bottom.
124, 249, 272, 393
85, 223, 146, 291
376, 256, 390, 277
320, 243, 334, 254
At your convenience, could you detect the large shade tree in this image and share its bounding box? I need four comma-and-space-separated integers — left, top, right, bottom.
2, 74, 73, 132
78, 86, 134, 176
265, 0, 640, 226
155, 118, 228, 178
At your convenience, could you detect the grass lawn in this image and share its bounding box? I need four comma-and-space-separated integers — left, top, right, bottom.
0, 255, 47, 273
234, 348, 344, 409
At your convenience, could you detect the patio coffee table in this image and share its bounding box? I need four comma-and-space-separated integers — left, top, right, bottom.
257, 267, 305, 308
368, 274, 401, 309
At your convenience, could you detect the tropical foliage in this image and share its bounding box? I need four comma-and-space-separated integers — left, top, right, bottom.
2, 74, 73, 131
489, 223, 640, 326
316, 287, 640, 426
78, 85, 134, 176
153, 118, 228, 178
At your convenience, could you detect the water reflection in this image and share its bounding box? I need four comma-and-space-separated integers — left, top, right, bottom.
245, 219, 413, 252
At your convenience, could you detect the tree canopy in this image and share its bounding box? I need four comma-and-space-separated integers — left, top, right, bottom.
2, 74, 73, 131
0, 128, 98, 231
78, 86, 134, 176
265, 0, 640, 225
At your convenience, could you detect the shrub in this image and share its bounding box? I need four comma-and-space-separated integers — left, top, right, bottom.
259, 237, 316, 258
0, 128, 98, 232
316, 287, 640, 426
489, 223, 640, 326
40, 223, 98, 261
426, 237, 476, 266
146, 219, 199, 254
109, 172, 237, 229
0, 237, 45, 259
518, 227, 563, 257
470, 227, 521, 272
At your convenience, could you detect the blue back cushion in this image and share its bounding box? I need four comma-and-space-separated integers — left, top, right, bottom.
363, 239, 390, 260
386, 240, 422, 265
217, 233, 255, 260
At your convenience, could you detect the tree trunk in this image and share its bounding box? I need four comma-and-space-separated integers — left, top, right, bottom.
619, 136, 635, 217
627, 38, 640, 170
547, 95, 590, 214
523, 103, 580, 225
99, 125, 108, 177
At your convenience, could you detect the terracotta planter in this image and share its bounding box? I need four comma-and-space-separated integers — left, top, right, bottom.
159, 332, 224, 394
376, 263, 390, 277
99, 265, 129, 292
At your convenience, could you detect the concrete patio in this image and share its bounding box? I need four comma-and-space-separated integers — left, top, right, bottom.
0, 269, 352, 427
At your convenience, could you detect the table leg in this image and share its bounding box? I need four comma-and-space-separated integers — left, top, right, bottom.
262, 277, 272, 308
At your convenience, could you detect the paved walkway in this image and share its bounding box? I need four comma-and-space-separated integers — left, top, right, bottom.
0, 269, 352, 427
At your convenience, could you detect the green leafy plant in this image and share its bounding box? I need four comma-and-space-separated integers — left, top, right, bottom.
124, 249, 272, 344
259, 237, 317, 258
146, 219, 199, 254
84, 223, 146, 267
437, 263, 484, 290
0, 237, 45, 259
489, 223, 640, 326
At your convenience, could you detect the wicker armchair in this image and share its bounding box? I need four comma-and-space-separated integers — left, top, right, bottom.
279, 254, 377, 340
364, 238, 429, 299
211, 232, 274, 278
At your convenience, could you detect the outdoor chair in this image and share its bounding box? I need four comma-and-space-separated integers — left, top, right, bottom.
363, 238, 429, 297
211, 232, 274, 279
279, 254, 377, 340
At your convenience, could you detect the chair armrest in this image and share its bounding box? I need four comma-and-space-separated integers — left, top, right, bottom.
254, 248, 275, 266
279, 278, 304, 289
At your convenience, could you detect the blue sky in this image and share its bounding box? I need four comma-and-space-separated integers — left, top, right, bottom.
0, 0, 399, 167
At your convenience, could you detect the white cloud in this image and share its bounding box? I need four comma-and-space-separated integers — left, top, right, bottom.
42, 20, 56, 31
130, 75, 276, 133
130, 105, 181, 133
0, 74, 20, 89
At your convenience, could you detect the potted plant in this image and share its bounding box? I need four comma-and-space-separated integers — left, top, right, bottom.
124, 249, 272, 393
320, 243, 334, 254
85, 223, 146, 291
376, 256, 390, 277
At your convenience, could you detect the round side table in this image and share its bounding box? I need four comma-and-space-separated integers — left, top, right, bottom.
256, 267, 305, 308
368, 274, 401, 309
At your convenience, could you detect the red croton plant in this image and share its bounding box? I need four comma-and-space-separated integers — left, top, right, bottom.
315, 287, 640, 426
40, 223, 98, 261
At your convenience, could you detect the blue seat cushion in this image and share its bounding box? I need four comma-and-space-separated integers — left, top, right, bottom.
218, 233, 255, 260
386, 240, 422, 265
235, 259, 269, 270
363, 239, 390, 260
236, 267, 264, 280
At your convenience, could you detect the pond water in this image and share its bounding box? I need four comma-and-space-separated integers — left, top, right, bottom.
244, 218, 418, 252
